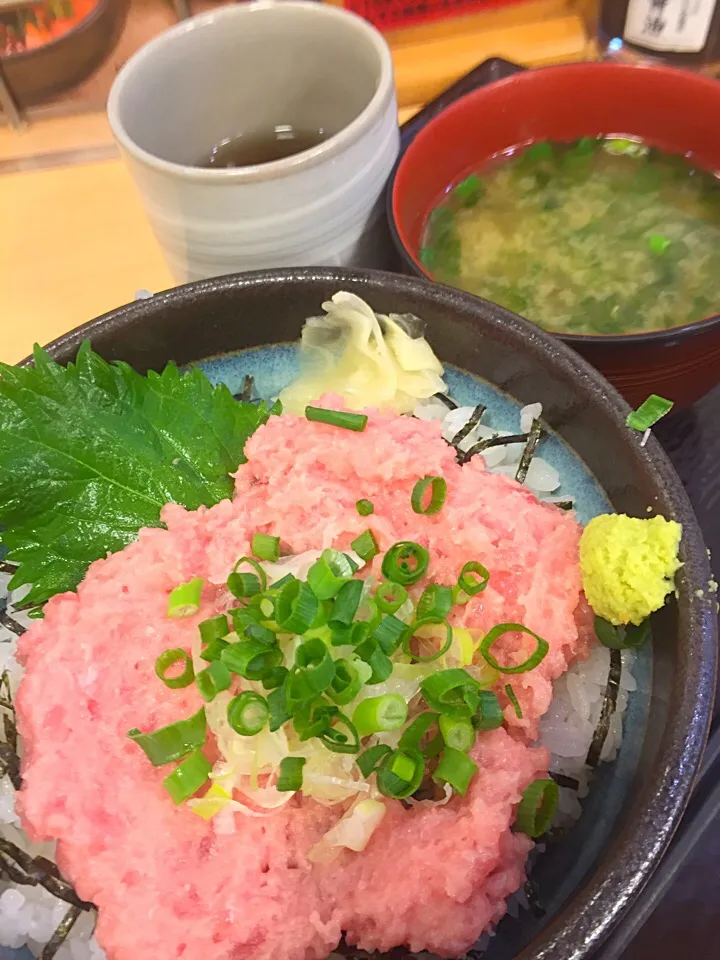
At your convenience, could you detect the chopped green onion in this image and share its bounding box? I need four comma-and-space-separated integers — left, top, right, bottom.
330, 622, 353, 647
154, 648, 195, 689
251, 532, 280, 562
505, 683, 523, 719
376, 748, 425, 799
269, 573, 294, 592
354, 637, 393, 684
350, 621, 371, 646
330, 579, 364, 626
229, 605, 263, 634
318, 712, 360, 754
417, 584, 454, 620
439, 715, 475, 752
267, 685, 292, 731
626, 394, 674, 432
356, 743, 392, 777
305, 406, 368, 432
221, 639, 282, 681
411, 475, 447, 515
480, 623, 549, 674
277, 756, 306, 792
262, 666, 289, 690
195, 660, 232, 702
227, 572, 263, 600
372, 615, 408, 654
516, 778, 559, 837
420, 669, 481, 719
227, 691, 269, 736
242, 621, 277, 646
199, 614, 230, 645
648, 234, 671, 255
294, 700, 339, 741
351, 529, 379, 563
200, 637, 229, 662
399, 712, 443, 758
356, 499, 374, 516
402, 616, 453, 662
375, 581, 408, 614
473, 689, 504, 731
352, 694, 408, 736
294, 638, 336, 696
328, 658, 367, 705
232, 556, 268, 590
595, 615, 652, 650
434, 746, 477, 796
457, 561, 490, 597
163, 749, 211, 805
127, 707, 207, 766
307, 549, 355, 600
167, 577, 204, 618
381, 541, 430, 586
276, 578, 320, 632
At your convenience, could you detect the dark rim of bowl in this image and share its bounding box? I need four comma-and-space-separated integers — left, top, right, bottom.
32, 267, 717, 960
387, 61, 720, 347
0, 0, 120, 63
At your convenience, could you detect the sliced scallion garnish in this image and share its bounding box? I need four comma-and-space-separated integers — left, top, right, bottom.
356, 499, 374, 516
318, 711, 360, 754
127, 707, 206, 766
221, 639, 282, 681
439, 715, 475, 752
305, 406, 368, 432
354, 636, 393, 684
402, 616, 453, 663
381, 541, 430, 586
457, 560, 490, 597
227, 571, 263, 600
195, 660, 232, 703
411, 475, 447, 515
375, 581, 408, 614
417, 583, 454, 620
200, 637, 229, 663
154, 648, 195, 689
351, 529, 379, 563
251, 532, 280, 562
330, 578, 364, 626
232, 556, 268, 590
356, 743, 392, 777
275, 578, 320, 632
307, 549, 355, 600
398, 712, 442, 758
434, 746, 477, 796
420, 669, 480, 719
267, 684, 292, 731
227, 691, 269, 736
473, 689, 504, 731
516, 778, 559, 837
167, 577, 204, 618
277, 756, 306, 792
480, 623, 549, 674
199, 614, 230, 645
352, 694, 408, 736
505, 683, 523, 719
293, 637, 336, 696
376, 748, 425, 799
328, 658, 367, 705
626, 394, 674, 432
163, 749, 211, 805
372, 614, 408, 654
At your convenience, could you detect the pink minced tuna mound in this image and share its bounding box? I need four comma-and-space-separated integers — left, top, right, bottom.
16, 402, 590, 960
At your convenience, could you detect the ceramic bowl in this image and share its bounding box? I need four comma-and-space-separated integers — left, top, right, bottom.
107, 1, 399, 283
37, 266, 716, 960
389, 61, 720, 408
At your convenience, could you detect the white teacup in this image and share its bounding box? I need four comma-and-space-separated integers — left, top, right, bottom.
107, 0, 399, 283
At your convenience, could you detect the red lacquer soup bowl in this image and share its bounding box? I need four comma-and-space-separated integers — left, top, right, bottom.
390, 61, 720, 408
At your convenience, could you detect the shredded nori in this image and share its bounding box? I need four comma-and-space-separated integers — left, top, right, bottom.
0, 670, 20, 789
0, 561, 17, 574
449, 404, 486, 452
515, 418, 545, 484
549, 771, 580, 790
586, 648, 622, 768
0, 838, 93, 910
552, 500, 575, 511
432, 392, 458, 410
41, 904, 83, 960
0, 610, 26, 636
523, 877, 546, 918
457, 432, 530, 466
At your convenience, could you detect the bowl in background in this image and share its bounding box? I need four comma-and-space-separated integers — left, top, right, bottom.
42, 266, 716, 960
389, 62, 720, 408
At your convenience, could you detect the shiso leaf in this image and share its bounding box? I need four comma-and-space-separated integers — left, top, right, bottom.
0, 342, 276, 606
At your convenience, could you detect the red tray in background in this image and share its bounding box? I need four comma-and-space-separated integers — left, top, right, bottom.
341, 0, 530, 31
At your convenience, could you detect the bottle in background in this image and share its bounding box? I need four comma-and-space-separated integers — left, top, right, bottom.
598, 0, 720, 73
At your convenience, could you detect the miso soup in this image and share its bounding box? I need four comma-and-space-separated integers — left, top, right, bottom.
421, 138, 720, 335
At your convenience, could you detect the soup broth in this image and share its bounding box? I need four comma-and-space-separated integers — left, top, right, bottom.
421, 138, 720, 335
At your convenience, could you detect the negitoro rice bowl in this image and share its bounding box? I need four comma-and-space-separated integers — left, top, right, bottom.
0, 273, 715, 960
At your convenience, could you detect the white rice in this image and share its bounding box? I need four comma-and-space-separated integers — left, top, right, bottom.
0, 400, 635, 958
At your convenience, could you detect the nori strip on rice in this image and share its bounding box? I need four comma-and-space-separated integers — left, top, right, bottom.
523, 877, 546, 918
0, 838, 93, 911
0, 610, 26, 636
549, 771, 580, 790
457, 432, 530, 466
449, 404, 486, 451
515, 419, 545, 484
586, 648, 622, 768
42, 904, 83, 960
0, 670, 20, 789
433, 392, 458, 410
0, 561, 17, 574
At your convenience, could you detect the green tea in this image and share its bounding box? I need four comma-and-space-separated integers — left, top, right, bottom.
421, 138, 720, 335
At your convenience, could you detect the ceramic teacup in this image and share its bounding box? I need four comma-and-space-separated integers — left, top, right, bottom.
107, 0, 399, 283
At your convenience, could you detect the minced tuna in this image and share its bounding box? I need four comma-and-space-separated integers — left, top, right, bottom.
16, 403, 590, 960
